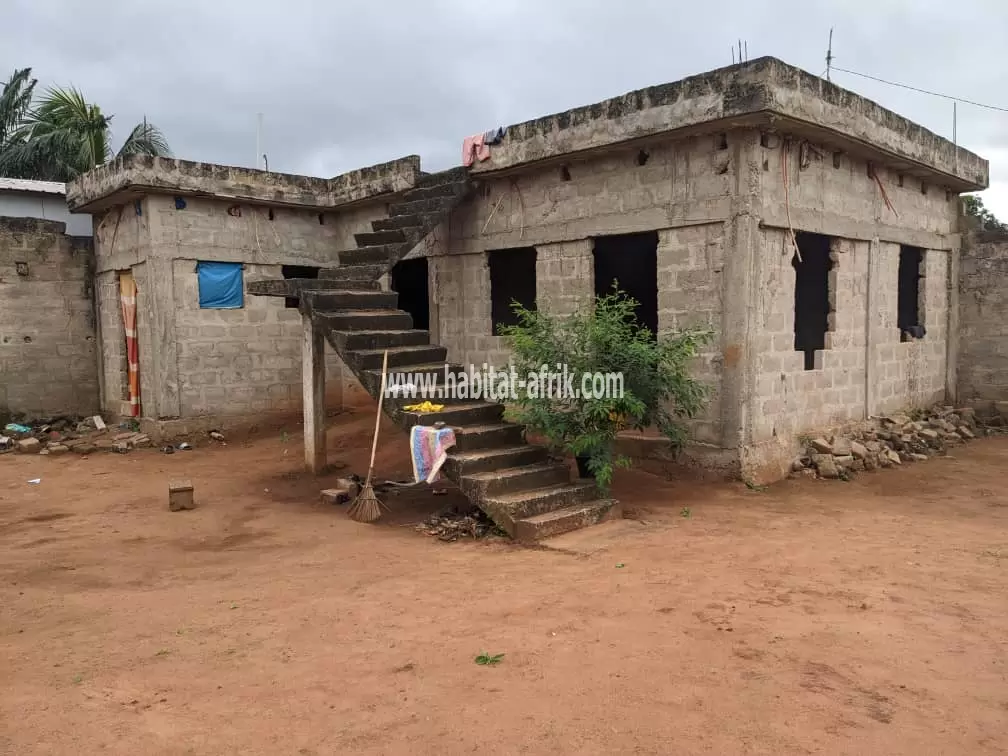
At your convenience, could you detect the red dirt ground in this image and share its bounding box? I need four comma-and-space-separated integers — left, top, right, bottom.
2, 409, 1007, 754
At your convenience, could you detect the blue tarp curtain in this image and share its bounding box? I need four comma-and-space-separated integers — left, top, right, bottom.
197, 261, 243, 309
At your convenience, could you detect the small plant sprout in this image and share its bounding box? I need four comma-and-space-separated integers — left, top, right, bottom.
680, 507, 692, 519
474, 652, 505, 666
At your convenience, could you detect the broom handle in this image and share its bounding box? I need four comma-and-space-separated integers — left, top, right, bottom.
367, 349, 388, 477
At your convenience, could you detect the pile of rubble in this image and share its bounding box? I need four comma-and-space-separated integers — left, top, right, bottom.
792, 405, 998, 480
0, 415, 151, 457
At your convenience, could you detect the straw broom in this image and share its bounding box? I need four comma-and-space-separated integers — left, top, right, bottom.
348, 349, 389, 523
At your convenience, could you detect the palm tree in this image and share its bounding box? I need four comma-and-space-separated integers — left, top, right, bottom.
0, 68, 38, 173
0, 81, 171, 182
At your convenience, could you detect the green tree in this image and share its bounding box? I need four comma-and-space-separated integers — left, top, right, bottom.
963, 194, 1007, 233
0, 80, 171, 182
0, 68, 37, 170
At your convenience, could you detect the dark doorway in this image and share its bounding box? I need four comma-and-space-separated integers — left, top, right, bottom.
488, 247, 537, 334
897, 245, 923, 338
390, 257, 429, 331
792, 232, 833, 370
281, 265, 319, 308
592, 231, 659, 334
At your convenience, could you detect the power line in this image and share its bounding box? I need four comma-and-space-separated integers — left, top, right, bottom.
831, 64, 1008, 113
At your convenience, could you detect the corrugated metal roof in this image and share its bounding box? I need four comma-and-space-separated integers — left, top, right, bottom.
0, 177, 66, 195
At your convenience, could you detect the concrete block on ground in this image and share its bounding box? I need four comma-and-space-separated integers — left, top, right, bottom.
17, 438, 41, 454
320, 488, 352, 506
169, 480, 195, 511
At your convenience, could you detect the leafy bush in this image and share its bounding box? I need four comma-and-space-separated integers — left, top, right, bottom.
500, 289, 713, 490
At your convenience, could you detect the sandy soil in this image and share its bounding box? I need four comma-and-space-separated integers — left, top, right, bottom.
1, 409, 1007, 755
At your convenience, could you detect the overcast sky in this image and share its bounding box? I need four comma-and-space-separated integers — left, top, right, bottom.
5, 0, 1007, 217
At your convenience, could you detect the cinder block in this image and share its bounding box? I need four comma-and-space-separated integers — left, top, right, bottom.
168, 480, 195, 511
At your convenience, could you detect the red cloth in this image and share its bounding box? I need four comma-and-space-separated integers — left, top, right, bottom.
119, 272, 141, 417
462, 134, 492, 167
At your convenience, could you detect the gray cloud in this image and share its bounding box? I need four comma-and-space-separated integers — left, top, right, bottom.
4, 0, 1007, 214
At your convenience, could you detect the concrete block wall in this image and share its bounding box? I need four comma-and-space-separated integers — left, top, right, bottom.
535, 240, 595, 318
95, 270, 127, 411
758, 135, 958, 240
433, 134, 733, 407
172, 261, 355, 416
432, 252, 510, 369
871, 244, 948, 413
957, 232, 1008, 407
450, 135, 733, 255
0, 217, 99, 418
752, 230, 869, 442
91, 194, 383, 422
657, 225, 725, 444
735, 127, 957, 480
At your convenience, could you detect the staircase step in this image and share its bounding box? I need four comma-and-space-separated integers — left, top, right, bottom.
388, 197, 455, 217
350, 344, 447, 370
514, 500, 622, 543
319, 264, 386, 281
402, 401, 505, 428
339, 244, 399, 266
452, 423, 525, 452
400, 182, 467, 203
361, 361, 463, 398
481, 481, 598, 531
336, 330, 430, 351
354, 228, 422, 247
445, 445, 549, 478
416, 166, 470, 188
372, 213, 442, 232
302, 290, 398, 312
316, 309, 412, 332
246, 278, 380, 298
460, 462, 570, 500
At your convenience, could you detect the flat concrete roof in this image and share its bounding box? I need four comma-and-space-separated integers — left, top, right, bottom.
67, 155, 421, 214
471, 57, 988, 191
66, 56, 988, 212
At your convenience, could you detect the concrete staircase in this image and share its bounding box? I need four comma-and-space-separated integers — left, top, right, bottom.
248, 167, 620, 542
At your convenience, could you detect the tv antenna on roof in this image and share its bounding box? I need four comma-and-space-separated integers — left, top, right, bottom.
731, 39, 749, 65
825, 28, 834, 81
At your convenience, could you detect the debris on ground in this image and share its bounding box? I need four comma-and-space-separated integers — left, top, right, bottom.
0, 414, 171, 458
320, 488, 353, 506
791, 404, 1002, 481
416, 507, 505, 542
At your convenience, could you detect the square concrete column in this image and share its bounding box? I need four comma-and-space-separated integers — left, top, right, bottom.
302, 311, 326, 473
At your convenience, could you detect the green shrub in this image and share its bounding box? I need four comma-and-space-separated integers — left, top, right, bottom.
499, 289, 713, 490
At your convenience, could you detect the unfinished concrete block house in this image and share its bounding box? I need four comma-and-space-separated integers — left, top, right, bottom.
68, 57, 988, 539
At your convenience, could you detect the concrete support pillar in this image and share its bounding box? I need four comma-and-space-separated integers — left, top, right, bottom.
146, 257, 181, 419
302, 312, 326, 473
719, 130, 762, 453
